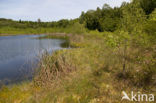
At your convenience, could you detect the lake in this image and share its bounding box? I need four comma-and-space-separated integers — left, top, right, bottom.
0, 35, 64, 84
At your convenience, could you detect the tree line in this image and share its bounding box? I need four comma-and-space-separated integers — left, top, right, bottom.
0, 0, 155, 35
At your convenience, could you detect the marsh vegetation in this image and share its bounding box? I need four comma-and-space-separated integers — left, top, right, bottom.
0, 0, 156, 102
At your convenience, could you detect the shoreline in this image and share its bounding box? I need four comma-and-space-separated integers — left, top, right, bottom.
0, 33, 69, 86
0, 33, 71, 39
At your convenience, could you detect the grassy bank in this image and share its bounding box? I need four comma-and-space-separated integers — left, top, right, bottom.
0, 22, 86, 36
0, 30, 155, 103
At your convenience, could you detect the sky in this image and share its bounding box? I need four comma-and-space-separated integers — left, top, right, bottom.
0, 0, 130, 22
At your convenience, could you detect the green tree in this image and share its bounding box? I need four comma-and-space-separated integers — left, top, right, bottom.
38, 18, 41, 23
120, 1, 146, 72
149, 8, 156, 21
121, 1, 146, 34
139, 0, 156, 15
145, 9, 156, 36
79, 11, 85, 24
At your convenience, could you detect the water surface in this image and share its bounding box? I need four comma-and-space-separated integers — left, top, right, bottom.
0, 35, 64, 84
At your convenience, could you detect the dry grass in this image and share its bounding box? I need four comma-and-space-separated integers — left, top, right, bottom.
0, 31, 155, 103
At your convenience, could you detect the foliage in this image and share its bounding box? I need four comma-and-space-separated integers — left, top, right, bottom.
149, 8, 156, 21
139, 0, 156, 15
121, 1, 146, 34
79, 4, 121, 32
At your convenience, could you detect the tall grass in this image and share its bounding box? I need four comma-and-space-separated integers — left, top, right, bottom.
30, 31, 155, 102
0, 25, 155, 102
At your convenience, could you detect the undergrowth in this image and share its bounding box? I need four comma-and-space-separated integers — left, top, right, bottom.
0, 30, 155, 103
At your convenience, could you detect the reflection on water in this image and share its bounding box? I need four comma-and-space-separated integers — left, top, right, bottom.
0, 35, 64, 84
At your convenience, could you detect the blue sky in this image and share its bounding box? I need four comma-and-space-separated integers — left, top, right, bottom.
0, 0, 130, 21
